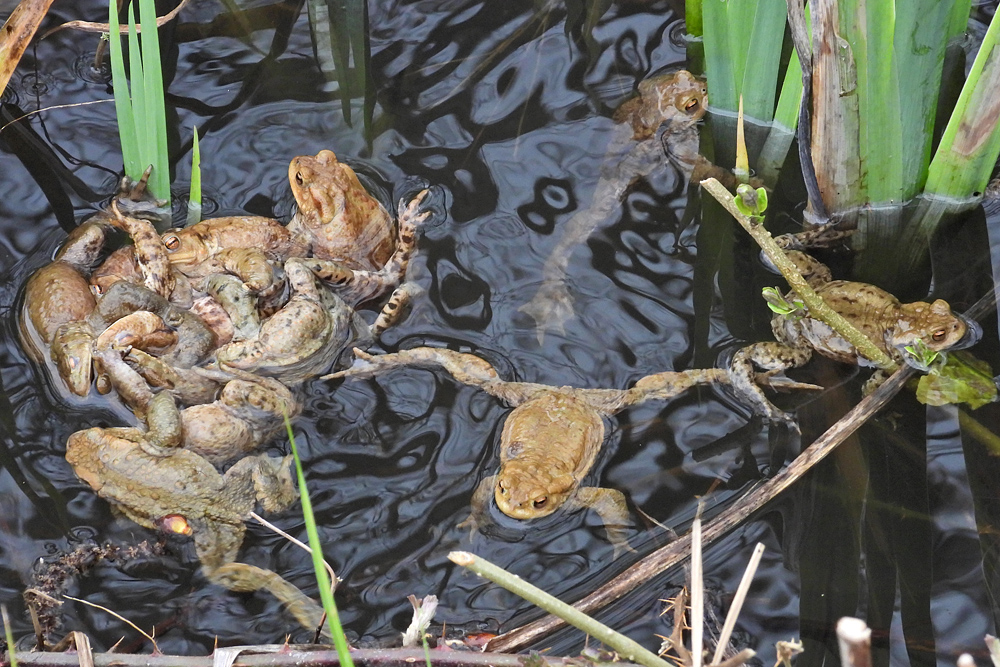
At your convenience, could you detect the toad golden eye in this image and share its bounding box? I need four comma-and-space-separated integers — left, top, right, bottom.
533, 497, 547, 509
295, 172, 305, 185
684, 97, 700, 111
932, 329, 947, 342
164, 235, 179, 251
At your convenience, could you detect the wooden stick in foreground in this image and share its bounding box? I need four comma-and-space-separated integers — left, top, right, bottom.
486, 366, 914, 653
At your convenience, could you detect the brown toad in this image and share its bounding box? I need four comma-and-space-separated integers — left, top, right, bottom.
213, 192, 432, 384
330, 346, 782, 554
286, 149, 395, 271
65, 392, 324, 635
729, 247, 981, 421
519, 70, 709, 341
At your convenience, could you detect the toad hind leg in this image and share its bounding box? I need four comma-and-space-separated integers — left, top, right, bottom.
728, 342, 813, 422
456, 474, 497, 540
208, 562, 328, 638
371, 282, 420, 338
568, 486, 635, 558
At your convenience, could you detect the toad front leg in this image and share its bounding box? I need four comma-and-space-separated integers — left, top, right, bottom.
294, 190, 431, 305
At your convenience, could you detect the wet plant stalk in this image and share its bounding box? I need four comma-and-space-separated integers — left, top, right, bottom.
286, 417, 353, 666
448, 552, 671, 667
3, 605, 18, 667
699, 177, 896, 370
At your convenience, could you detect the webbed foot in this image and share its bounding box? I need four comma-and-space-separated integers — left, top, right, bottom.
518, 280, 575, 344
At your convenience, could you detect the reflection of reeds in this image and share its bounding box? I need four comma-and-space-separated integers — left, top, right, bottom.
284, 416, 355, 665
108, 0, 170, 204
305, 0, 372, 134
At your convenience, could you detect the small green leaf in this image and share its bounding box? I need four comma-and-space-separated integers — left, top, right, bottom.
903, 338, 943, 371
755, 186, 768, 213
762, 286, 805, 318
915, 350, 998, 409
735, 183, 768, 219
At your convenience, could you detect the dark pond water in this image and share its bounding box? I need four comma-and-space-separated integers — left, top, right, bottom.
2, 1, 1000, 666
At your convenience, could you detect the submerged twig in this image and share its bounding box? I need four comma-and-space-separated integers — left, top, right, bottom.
449, 551, 672, 667
486, 366, 913, 653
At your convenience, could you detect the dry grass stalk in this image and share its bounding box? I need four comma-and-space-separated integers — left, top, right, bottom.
712, 544, 764, 666
835, 618, 871, 667
62, 596, 159, 655
690, 512, 703, 667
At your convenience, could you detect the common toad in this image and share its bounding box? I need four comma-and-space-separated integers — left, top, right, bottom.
729, 245, 981, 421
65, 394, 324, 634
214, 192, 432, 383
286, 149, 395, 271
519, 70, 708, 341
330, 346, 753, 553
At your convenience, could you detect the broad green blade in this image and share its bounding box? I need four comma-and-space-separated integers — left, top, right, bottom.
926, 5, 1000, 199
894, 0, 955, 199
685, 0, 702, 37
702, 0, 786, 129
841, 0, 902, 205
947, 0, 973, 41
758, 6, 808, 185
736, 0, 786, 122
139, 0, 170, 202
109, 0, 140, 179
702, 0, 736, 112
127, 6, 147, 171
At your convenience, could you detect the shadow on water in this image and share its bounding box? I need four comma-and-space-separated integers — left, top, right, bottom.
0, 0, 998, 664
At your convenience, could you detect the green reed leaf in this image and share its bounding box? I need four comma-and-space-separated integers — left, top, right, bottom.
285, 416, 354, 666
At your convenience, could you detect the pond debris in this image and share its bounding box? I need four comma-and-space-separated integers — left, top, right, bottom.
773, 640, 803, 667
24, 539, 165, 647
401, 595, 438, 649
835, 618, 871, 667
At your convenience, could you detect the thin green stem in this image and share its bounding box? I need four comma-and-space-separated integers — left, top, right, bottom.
2, 605, 17, 667
700, 177, 897, 371
448, 551, 672, 667
285, 416, 354, 665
